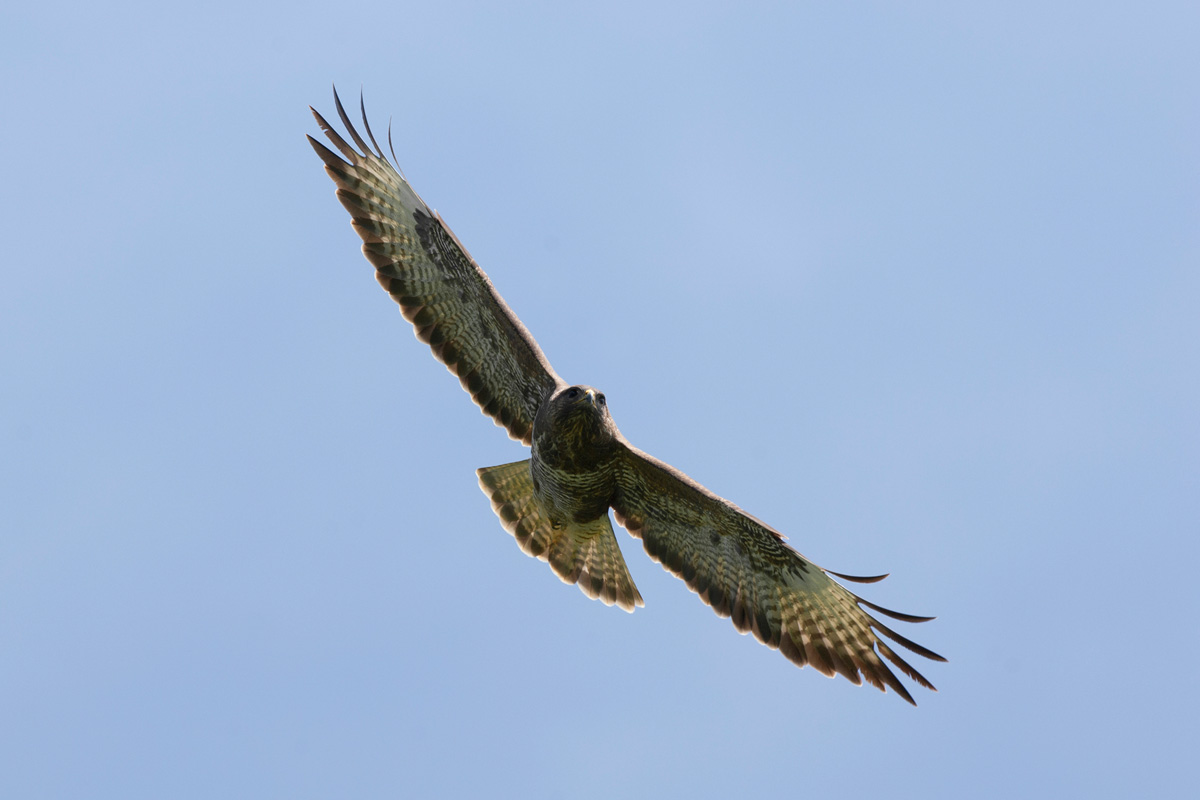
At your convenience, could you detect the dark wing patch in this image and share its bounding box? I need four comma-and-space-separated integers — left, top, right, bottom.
611, 442, 945, 705
309, 88, 562, 444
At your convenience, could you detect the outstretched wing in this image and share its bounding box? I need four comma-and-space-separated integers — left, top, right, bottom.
308, 89, 562, 444
612, 443, 945, 705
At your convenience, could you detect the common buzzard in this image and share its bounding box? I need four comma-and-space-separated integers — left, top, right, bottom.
309, 89, 945, 704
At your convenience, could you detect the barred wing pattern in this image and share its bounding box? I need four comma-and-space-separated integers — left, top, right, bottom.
308, 91, 562, 444
612, 443, 945, 705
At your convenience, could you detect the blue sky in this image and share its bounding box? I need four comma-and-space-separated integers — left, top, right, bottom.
2, 1, 1197, 797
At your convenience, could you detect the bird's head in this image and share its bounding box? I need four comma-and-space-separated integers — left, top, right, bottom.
543, 384, 615, 447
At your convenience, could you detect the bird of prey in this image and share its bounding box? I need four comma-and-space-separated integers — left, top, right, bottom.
309, 89, 945, 704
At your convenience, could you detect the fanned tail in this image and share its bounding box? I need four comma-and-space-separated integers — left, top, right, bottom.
476, 461, 643, 612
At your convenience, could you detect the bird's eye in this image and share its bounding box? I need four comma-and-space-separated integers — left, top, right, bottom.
566, 387, 580, 399
597, 394, 606, 406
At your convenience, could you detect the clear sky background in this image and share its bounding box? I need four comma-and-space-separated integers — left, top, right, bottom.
2, 2, 1197, 798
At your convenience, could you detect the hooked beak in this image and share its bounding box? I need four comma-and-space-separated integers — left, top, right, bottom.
584, 388, 598, 406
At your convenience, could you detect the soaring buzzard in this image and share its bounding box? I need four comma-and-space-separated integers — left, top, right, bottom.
309, 90, 945, 704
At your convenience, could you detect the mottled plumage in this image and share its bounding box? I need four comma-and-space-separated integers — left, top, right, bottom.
310, 89, 946, 704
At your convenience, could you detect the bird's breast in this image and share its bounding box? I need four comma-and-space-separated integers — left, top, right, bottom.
530, 444, 618, 525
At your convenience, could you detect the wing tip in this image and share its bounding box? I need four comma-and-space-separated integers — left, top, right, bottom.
827, 569, 889, 584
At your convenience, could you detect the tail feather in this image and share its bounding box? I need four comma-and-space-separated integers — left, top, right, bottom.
477, 460, 643, 612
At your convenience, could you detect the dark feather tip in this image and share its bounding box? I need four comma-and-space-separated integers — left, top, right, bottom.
827, 569, 889, 584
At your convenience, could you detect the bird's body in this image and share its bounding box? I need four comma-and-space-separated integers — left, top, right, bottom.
531, 387, 619, 523
310, 89, 946, 704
